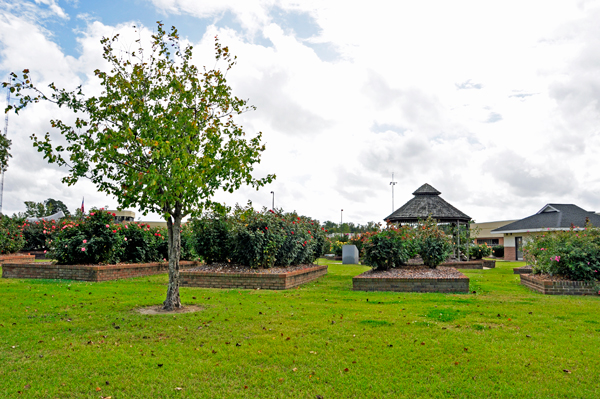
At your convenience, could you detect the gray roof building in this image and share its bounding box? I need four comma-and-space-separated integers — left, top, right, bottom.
491, 204, 600, 234
384, 183, 471, 224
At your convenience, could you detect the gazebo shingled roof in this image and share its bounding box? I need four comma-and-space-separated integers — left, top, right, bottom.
384, 183, 471, 223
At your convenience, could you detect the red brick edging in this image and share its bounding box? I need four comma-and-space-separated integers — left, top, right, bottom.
520, 274, 599, 296
0, 253, 36, 265
181, 264, 328, 290
513, 266, 533, 274
353, 269, 470, 293
439, 260, 495, 269
1, 261, 197, 282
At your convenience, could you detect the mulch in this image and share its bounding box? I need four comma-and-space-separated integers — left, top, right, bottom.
184, 263, 321, 274
529, 273, 589, 282
356, 266, 464, 279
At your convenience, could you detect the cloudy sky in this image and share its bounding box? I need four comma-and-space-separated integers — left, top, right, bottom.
1, 0, 600, 224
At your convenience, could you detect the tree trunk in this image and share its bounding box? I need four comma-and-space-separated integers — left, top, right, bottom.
163, 213, 183, 310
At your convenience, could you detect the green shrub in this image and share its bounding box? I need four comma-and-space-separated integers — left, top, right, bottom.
0, 215, 25, 254
415, 217, 453, 268
191, 205, 327, 268
470, 243, 492, 259
363, 227, 415, 270
119, 223, 163, 263
492, 245, 504, 257
49, 209, 123, 265
22, 219, 57, 251
191, 216, 231, 263
524, 228, 600, 281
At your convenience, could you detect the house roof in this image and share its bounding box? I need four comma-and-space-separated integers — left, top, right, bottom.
384, 183, 471, 223
491, 204, 600, 233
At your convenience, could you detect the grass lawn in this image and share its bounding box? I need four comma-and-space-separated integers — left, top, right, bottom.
1, 259, 599, 398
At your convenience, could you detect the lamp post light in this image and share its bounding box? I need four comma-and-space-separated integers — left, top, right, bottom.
390, 172, 397, 212
340, 209, 343, 234
270, 191, 274, 210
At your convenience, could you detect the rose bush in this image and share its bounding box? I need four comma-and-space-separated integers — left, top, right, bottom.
192, 205, 327, 268
524, 227, 600, 281
0, 215, 25, 254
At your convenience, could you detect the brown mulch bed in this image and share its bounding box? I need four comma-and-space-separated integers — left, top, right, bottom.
529, 273, 592, 282
355, 266, 464, 279
184, 263, 320, 274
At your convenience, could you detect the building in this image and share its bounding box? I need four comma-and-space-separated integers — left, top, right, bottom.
470, 220, 516, 247
490, 204, 600, 261
107, 210, 135, 223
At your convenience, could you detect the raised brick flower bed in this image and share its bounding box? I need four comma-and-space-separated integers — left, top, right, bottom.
520, 273, 599, 296
2, 261, 198, 282
181, 264, 327, 290
353, 266, 469, 293
0, 253, 36, 265
513, 265, 533, 274
439, 259, 495, 269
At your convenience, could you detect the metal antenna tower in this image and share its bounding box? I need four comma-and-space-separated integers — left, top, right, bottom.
0, 81, 9, 214
389, 172, 397, 212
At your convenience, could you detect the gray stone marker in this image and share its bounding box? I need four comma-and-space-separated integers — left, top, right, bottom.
342, 245, 359, 264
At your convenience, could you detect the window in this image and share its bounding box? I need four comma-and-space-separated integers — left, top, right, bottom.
477, 239, 499, 246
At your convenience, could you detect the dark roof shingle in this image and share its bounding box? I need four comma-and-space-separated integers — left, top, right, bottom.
491, 204, 600, 232
384, 183, 471, 223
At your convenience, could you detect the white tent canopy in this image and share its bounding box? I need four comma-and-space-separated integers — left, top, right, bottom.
26, 211, 65, 222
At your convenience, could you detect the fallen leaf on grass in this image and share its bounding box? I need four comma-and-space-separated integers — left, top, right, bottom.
95, 387, 102, 391
292, 368, 297, 372
175, 387, 183, 390
157, 364, 163, 367
101, 396, 112, 399
563, 369, 571, 374
344, 368, 349, 372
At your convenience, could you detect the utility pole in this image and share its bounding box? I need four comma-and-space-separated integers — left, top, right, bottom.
270, 191, 274, 210
389, 172, 397, 212
0, 81, 9, 214
340, 209, 343, 234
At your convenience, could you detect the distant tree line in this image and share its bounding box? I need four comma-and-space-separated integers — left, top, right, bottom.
322, 221, 381, 234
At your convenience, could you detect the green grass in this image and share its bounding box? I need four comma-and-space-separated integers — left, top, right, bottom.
1, 260, 599, 398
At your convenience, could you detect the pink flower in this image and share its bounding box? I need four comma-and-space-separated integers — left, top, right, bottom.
81, 247, 86, 251
125, 225, 128, 229
106, 224, 110, 228
112, 230, 116, 233
83, 239, 87, 243
90, 212, 95, 216
124, 237, 127, 241
43, 250, 47, 254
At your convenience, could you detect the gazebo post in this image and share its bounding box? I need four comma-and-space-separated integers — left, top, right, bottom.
466, 221, 470, 261
457, 219, 460, 259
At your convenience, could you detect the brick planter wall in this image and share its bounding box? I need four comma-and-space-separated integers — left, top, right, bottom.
513, 266, 533, 274
520, 274, 599, 296
438, 260, 496, 269
2, 261, 197, 282
353, 271, 469, 293
0, 253, 36, 265
181, 264, 328, 290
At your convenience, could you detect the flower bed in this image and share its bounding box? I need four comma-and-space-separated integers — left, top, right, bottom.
513, 265, 533, 274
520, 273, 599, 296
0, 253, 36, 265
2, 260, 198, 282
439, 259, 495, 269
181, 263, 327, 290
353, 266, 469, 293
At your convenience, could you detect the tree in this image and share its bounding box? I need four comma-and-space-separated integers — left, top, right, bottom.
23, 198, 71, 217
5, 22, 274, 310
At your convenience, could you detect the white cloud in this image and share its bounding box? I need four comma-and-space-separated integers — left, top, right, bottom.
2, 0, 600, 225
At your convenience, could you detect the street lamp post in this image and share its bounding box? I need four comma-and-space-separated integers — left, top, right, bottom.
270, 191, 274, 210
341, 209, 343, 234
390, 172, 397, 212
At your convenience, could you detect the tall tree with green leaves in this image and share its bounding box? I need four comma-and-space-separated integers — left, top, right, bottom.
4, 22, 274, 310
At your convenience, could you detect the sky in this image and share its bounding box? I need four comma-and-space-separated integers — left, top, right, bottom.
1, 0, 600, 224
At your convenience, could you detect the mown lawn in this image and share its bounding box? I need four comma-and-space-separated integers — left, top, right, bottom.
1, 259, 599, 398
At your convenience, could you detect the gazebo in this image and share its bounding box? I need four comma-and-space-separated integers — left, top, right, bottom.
384, 183, 472, 258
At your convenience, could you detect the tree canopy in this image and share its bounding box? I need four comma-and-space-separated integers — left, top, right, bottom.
5, 22, 274, 309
